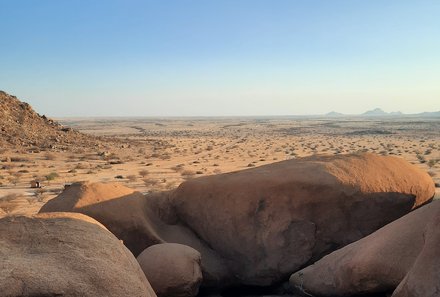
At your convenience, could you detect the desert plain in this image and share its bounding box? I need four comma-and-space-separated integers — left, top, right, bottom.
1, 115, 439, 217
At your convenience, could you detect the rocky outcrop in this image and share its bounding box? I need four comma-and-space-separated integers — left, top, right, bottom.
0, 212, 156, 297
39, 182, 167, 255
171, 153, 434, 285
137, 243, 203, 297
290, 200, 440, 297
0, 90, 100, 149
39, 153, 435, 288
39, 182, 230, 287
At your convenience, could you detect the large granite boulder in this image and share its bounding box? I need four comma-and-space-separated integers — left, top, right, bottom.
137, 243, 203, 297
39, 153, 435, 288
39, 182, 164, 255
170, 153, 434, 285
290, 200, 440, 297
0, 212, 156, 297
39, 182, 229, 287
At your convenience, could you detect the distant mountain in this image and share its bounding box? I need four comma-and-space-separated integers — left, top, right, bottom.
361, 108, 407, 117
362, 108, 388, 116
321, 108, 439, 118
325, 111, 344, 117
416, 111, 440, 117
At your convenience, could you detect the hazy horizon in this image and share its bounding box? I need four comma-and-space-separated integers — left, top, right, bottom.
1, 0, 439, 117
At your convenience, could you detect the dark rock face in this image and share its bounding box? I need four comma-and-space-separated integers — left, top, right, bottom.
290, 200, 440, 297
0, 212, 156, 297
40, 153, 435, 289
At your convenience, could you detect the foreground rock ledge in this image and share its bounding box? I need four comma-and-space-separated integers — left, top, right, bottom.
290, 200, 440, 297
40, 153, 435, 288
0, 212, 156, 297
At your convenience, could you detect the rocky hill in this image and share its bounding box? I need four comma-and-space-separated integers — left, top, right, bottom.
0, 90, 101, 151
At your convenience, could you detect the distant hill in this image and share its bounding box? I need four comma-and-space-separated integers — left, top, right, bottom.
0, 91, 101, 150
325, 111, 344, 117
362, 108, 389, 116
416, 111, 440, 117
322, 108, 439, 118
361, 108, 439, 117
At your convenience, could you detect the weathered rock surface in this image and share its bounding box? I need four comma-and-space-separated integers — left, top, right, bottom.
39, 182, 229, 287
0, 212, 156, 297
171, 153, 434, 285
40, 153, 435, 288
137, 243, 203, 297
39, 182, 165, 256
290, 200, 440, 297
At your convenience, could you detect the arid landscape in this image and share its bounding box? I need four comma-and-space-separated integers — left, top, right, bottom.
1, 91, 439, 218
2, 1, 440, 296
1, 91, 439, 297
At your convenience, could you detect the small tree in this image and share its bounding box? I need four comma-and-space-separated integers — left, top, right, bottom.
139, 169, 149, 178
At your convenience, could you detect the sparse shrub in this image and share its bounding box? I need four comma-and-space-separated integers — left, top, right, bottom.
427, 159, 439, 169
143, 178, 159, 187
35, 188, 46, 202
171, 164, 184, 172
181, 170, 196, 180
45, 172, 59, 184
127, 175, 138, 183
45, 153, 57, 160
416, 154, 426, 164
0, 194, 20, 214
75, 163, 89, 170
139, 169, 149, 178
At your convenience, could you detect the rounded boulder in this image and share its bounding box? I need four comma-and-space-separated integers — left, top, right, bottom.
137, 243, 203, 297
0, 212, 156, 297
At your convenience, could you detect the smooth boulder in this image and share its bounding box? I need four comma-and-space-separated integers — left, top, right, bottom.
137, 243, 203, 297
39, 182, 230, 287
39, 182, 165, 255
39, 153, 435, 288
290, 200, 440, 297
0, 212, 156, 297
170, 153, 435, 285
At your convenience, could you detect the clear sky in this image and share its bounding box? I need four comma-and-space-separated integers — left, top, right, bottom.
0, 0, 439, 116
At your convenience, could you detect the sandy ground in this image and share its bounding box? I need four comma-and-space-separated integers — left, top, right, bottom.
1, 116, 439, 217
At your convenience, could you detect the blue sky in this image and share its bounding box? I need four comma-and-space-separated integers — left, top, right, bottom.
0, 0, 439, 116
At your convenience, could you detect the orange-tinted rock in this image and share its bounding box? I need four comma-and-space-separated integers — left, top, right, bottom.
39, 182, 164, 255
171, 153, 434, 285
39, 153, 435, 288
